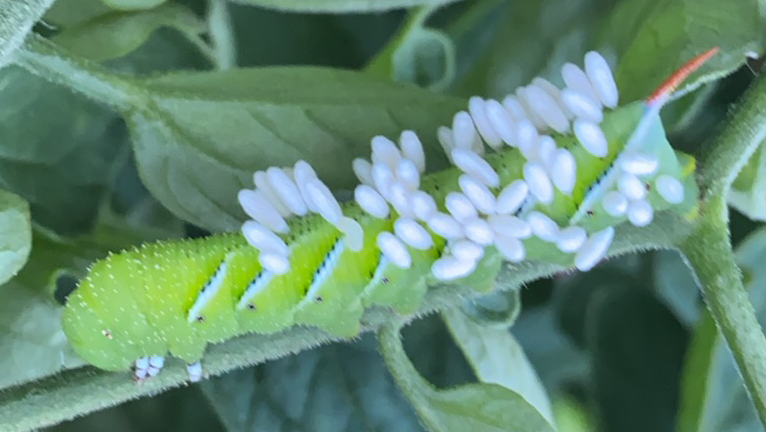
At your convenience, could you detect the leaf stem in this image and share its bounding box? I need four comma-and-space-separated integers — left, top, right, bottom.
377, 322, 443, 432
682, 71, 766, 429
207, 0, 237, 70
0, 0, 56, 68
679, 197, 766, 428
12, 33, 139, 112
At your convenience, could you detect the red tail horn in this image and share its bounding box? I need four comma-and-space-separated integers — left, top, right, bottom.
646, 47, 719, 104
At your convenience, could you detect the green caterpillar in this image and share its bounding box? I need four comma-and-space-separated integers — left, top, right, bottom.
61, 48, 716, 382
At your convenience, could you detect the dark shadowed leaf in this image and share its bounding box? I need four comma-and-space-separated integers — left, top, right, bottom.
587, 284, 688, 432
653, 250, 701, 327
200, 316, 475, 432
0, 66, 123, 235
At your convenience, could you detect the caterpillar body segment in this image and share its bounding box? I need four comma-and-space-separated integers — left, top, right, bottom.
61, 49, 716, 381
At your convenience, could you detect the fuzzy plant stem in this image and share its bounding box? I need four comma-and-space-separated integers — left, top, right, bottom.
680, 71, 766, 428
206, 0, 237, 70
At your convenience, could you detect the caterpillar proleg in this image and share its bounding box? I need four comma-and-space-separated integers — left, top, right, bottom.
61, 48, 716, 382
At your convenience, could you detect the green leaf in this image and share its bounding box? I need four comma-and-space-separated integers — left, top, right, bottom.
676, 226, 766, 432
227, 0, 463, 13
127, 68, 463, 231
366, 7, 456, 90
378, 321, 555, 432
226, 5, 400, 68
606, 0, 766, 102
0, 0, 56, 67
442, 308, 553, 425
0, 66, 124, 235
51, 3, 206, 62
451, 0, 608, 97
0, 189, 31, 286
453, 0, 765, 104
586, 284, 688, 432
551, 399, 594, 432
729, 143, 766, 221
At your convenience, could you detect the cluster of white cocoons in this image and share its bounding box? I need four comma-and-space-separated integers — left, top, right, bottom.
236, 50, 689, 283
426, 51, 624, 277
425, 51, 682, 277
353, 132, 431, 269
598, 151, 686, 227
237, 161, 364, 275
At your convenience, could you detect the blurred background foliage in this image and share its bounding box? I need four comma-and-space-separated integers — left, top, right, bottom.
0, 0, 765, 431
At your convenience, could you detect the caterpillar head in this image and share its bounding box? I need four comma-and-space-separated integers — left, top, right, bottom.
62, 291, 136, 371
62, 254, 162, 371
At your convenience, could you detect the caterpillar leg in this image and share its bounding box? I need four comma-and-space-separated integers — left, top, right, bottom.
187, 361, 203, 383
133, 355, 166, 382
147, 355, 165, 377
133, 356, 150, 382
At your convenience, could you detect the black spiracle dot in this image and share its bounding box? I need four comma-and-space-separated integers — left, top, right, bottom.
381, 276, 389, 284
645, 183, 651, 191
314, 296, 323, 303
247, 303, 256, 311
586, 210, 594, 216
196, 316, 205, 323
